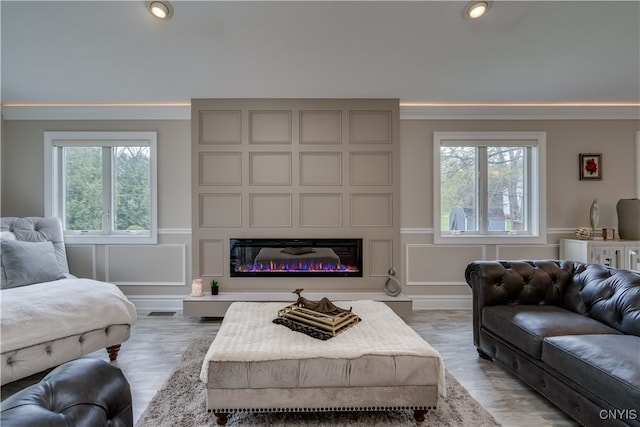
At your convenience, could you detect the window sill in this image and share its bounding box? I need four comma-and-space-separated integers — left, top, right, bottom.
434, 234, 547, 245
64, 234, 157, 245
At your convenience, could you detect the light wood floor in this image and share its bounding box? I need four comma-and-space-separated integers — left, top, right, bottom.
2, 309, 578, 427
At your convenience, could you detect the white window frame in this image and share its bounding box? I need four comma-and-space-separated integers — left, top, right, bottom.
433, 131, 546, 245
44, 131, 158, 244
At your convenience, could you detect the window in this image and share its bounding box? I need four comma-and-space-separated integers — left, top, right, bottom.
45, 132, 157, 244
433, 132, 546, 244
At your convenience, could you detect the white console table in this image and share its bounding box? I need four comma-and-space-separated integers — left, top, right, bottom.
183, 291, 413, 318
560, 238, 640, 272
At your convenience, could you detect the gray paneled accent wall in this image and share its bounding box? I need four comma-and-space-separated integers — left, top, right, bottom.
192, 99, 400, 292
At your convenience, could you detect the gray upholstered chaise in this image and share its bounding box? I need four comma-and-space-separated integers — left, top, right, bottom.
1, 217, 137, 385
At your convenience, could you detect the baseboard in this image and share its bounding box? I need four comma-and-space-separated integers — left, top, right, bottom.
408, 294, 472, 310
127, 295, 184, 313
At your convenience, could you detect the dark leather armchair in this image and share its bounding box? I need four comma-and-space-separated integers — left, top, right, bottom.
1, 358, 133, 427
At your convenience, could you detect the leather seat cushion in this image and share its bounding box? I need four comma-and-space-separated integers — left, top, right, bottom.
542, 334, 640, 411
482, 305, 621, 358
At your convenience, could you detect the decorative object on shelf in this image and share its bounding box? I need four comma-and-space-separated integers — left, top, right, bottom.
275, 305, 360, 340
293, 288, 352, 314
384, 267, 402, 296
191, 279, 203, 297
590, 198, 600, 238
575, 227, 592, 240
273, 289, 360, 340
602, 228, 616, 240
579, 153, 602, 180
617, 198, 640, 239
210, 279, 219, 295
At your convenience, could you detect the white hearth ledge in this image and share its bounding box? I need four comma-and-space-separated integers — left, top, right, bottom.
129, 292, 471, 317
183, 291, 413, 319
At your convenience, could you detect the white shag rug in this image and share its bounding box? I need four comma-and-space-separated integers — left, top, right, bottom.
136, 336, 501, 427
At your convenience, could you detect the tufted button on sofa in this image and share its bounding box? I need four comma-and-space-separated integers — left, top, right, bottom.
0, 358, 133, 427
466, 260, 640, 427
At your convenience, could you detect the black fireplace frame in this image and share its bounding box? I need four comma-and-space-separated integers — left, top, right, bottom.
230, 238, 363, 277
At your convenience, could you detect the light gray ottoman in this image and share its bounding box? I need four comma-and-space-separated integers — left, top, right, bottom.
200, 300, 445, 425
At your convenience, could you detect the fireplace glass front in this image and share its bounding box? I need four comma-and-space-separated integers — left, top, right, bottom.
230, 238, 363, 277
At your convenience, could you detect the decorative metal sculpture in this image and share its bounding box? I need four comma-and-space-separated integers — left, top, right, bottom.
384, 267, 402, 296
293, 288, 352, 314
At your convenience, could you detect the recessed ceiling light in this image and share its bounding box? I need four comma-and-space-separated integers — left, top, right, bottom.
465, 1, 490, 19
146, 1, 173, 19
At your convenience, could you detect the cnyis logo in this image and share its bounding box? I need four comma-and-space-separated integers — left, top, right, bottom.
599, 409, 638, 421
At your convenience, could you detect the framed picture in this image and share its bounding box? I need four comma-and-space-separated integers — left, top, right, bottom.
579, 153, 602, 180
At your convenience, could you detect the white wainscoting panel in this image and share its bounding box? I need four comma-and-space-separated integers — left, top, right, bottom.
405, 244, 485, 285
496, 244, 559, 260
105, 244, 186, 286
66, 245, 97, 280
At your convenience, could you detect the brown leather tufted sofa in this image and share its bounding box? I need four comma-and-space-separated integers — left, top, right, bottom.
0, 358, 133, 427
465, 260, 640, 427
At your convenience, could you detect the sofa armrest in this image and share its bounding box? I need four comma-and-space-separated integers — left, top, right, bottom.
464, 260, 576, 346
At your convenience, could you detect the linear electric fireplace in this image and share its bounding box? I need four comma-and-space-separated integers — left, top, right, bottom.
230, 238, 363, 277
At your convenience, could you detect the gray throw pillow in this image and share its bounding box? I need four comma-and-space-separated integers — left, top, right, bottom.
1, 240, 65, 288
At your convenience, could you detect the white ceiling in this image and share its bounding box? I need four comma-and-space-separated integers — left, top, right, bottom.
2, 1, 639, 112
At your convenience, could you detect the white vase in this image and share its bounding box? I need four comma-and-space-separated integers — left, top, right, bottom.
617, 198, 640, 239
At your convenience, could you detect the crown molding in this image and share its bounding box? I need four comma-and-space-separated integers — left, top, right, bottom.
400, 105, 640, 120
0, 105, 191, 120
1, 104, 638, 121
